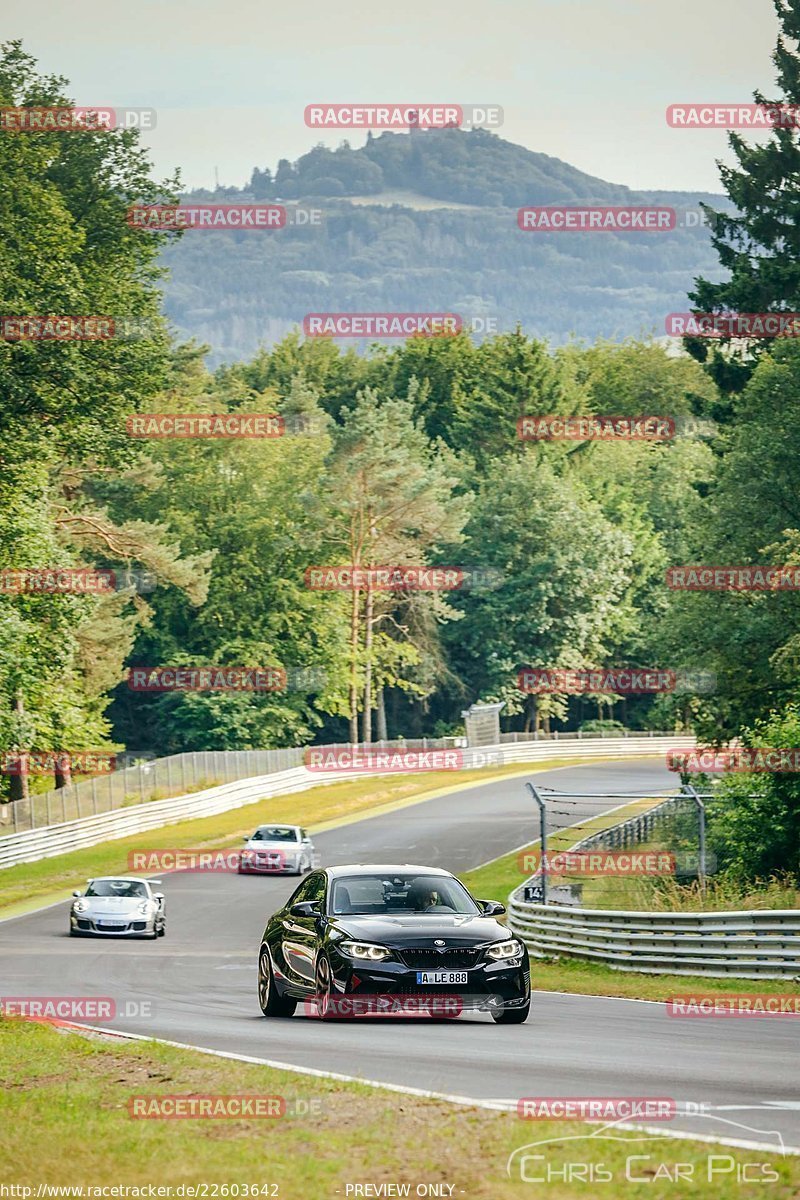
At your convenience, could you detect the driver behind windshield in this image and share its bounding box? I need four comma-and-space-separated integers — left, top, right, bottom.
407, 882, 444, 911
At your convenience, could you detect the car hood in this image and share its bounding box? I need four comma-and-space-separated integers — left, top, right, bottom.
79, 897, 147, 914
245, 841, 300, 851
328, 913, 508, 946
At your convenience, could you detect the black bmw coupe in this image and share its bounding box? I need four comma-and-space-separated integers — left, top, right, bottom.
257, 864, 531, 1023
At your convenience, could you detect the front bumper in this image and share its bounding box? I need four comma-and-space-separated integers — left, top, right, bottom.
70, 913, 157, 936
328, 951, 530, 1011
240, 854, 300, 874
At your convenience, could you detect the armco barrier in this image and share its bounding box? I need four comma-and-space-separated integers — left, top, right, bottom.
0, 735, 693, 871
507, 899, 800, 979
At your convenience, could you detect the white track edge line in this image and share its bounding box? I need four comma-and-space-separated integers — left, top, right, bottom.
56, 1021, 800, 1155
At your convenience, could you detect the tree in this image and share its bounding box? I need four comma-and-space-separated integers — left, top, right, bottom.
327, 388, 470, 741
686, 0, 800, 395
0, 42, 182, 795
659, 340, 800, 738
446, 454, 635, 731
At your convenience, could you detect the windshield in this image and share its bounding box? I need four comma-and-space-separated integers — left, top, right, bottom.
330, 873, 480, 916
86, 880, 148, 898
251, 827, 299, 842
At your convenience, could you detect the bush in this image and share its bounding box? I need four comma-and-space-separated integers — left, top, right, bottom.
578, 719, 626, 734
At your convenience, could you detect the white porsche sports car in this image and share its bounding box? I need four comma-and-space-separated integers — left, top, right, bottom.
70, 876, 166, 939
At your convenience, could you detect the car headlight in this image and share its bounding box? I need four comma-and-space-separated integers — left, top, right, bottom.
338, 941, 392, 961
486, 938, 523, 961
73, 900, 89, 914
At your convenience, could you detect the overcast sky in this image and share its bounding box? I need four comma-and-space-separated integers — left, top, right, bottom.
6, 0, 781, 192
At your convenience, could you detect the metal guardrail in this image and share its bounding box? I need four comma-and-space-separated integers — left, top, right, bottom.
0, 742, 438, 834
507, 899, 800, 979
0, 735, 694, 871
507, 789, 800, 979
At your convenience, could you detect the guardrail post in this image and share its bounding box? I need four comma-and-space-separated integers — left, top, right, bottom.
682, 783, 707, 893
525, 782, 548, 905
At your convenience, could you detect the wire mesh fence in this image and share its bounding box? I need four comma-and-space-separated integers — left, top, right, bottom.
0, 739, 468, 834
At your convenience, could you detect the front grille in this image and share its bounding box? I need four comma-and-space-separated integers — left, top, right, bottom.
398, 947, 481, 970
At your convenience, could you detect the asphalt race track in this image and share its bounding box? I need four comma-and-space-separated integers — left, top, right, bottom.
1, 758, 798, 1153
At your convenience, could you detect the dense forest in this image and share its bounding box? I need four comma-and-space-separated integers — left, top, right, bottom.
2, 5, 800, 883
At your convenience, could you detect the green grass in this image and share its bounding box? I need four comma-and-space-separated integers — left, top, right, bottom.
459, 793, 667, 905
1, 1016, 796, 1197
0, 756, 613, 919
577, 864, 800, 912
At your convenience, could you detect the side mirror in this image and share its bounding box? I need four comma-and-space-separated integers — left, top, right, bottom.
290, 901, 322, 918
479, 899, 506, 916
153, 892, 165, 902
72, 890, 82, 898
243, 836, 249, 842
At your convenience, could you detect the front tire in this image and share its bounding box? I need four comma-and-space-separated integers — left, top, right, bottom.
258, 947, 296, 1018
492, 998, 530, 1024
314, 953, 335, 1019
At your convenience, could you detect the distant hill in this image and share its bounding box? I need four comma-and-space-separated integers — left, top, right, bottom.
160, 128, 730, 365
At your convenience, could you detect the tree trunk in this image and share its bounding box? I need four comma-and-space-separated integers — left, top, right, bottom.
348, 588, 360, 744
9, 694, 29, 803
362, 582, 374, 743
54, 754, 72, 790
376, 685, 388, 741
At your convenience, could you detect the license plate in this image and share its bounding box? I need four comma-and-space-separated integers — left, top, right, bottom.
416, 971, 468, 985
99, 920, 125, 927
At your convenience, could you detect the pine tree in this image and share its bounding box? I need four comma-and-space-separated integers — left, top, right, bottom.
686, 0, 800, 394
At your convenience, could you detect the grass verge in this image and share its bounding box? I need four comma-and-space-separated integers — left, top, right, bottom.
459, 793, 667, 905
1, 1016, 796, 1197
